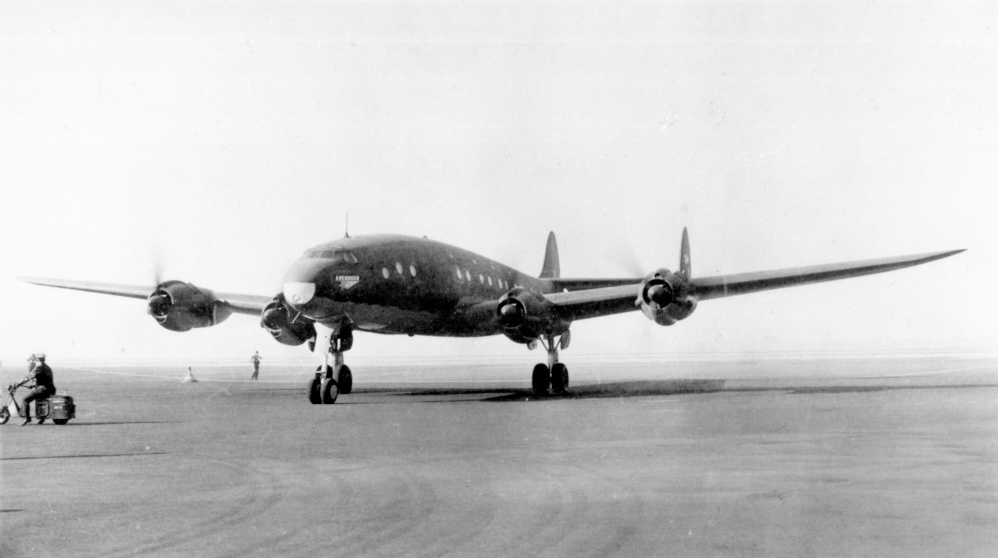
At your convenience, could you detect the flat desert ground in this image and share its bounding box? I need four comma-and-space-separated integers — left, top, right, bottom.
2, 356, 997, 557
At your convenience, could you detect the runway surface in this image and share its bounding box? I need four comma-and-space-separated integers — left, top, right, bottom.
2, 356, 997, 557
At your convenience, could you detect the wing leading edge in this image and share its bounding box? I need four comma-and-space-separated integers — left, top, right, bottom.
544, 249, 964, 322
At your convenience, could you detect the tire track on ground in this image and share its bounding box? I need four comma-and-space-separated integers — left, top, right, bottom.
101, 453, 289, 558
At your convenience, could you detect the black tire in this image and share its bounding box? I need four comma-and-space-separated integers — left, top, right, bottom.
551, 363, 568, 393
53, 419, 68, 425
307, 372, 322, 404
531, 363, 550, 394
321, 378, 339, 404
0, 407, 9, 425
339, 365, 353, 395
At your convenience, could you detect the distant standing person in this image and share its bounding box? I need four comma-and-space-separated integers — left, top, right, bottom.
250, 351, 262, 381
17, 353, 55, 426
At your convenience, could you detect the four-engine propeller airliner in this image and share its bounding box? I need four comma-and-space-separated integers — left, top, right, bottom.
22, 229, 963, 403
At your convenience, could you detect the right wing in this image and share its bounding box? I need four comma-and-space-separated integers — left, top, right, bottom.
689, 249, 964, 301
544, 249, 964, 322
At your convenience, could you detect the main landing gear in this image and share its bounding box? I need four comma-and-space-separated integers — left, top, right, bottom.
307, 324, 354, 405
531, 331, 571, 395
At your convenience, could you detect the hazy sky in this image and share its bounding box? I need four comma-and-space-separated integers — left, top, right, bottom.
0, 1, 994, 366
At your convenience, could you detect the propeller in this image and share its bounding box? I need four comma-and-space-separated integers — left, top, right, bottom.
146, 245, 169, 318
149, 243, 165, 288
603, 244, 646, 278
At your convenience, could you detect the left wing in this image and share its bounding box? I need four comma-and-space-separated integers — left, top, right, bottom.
19, 277, 271, 316
544, 249, 964, 323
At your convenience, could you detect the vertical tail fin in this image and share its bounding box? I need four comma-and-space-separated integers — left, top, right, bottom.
679, 227, 691, 280
540, 232, 560, 279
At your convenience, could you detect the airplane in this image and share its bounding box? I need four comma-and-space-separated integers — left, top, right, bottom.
21, 229, 963, 404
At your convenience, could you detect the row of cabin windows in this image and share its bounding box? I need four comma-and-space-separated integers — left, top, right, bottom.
455, 266, 509, 291
375, 262, 510, 292
381, 262, 418, 279
302, 249, 514, 292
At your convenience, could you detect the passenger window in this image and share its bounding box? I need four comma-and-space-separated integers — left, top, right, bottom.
395, 262, 404, 275
382, 268, 390, 279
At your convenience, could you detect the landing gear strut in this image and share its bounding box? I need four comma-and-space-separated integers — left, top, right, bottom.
531, 331, 570, 395
307, 323, 354, 404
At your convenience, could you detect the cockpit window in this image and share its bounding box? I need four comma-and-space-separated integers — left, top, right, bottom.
301, 250, 359, 263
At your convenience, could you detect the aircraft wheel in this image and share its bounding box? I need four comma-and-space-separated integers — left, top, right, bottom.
0, 407, 9, 425
531, 363, 550, 394
307, 372, 323, 404
321, 378, 339, 404
54, 419, 69, 425
339, 365, 353, 395
551, 363, 568, 393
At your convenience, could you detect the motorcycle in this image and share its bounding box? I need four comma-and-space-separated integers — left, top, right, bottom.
0, 383, 76, 425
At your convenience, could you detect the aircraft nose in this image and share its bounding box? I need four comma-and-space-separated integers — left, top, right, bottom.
284, 282, 316, 307
282, 259, 328, 310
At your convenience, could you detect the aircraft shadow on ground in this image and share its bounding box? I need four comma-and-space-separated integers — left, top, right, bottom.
0, 452, 168, 461
775, 383, 998, 395
354, 380, 998, 402
61, 421, 182, 426
356, 379, 728, 402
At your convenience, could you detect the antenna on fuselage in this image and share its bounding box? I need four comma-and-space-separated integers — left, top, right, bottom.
344, 212, 351, 238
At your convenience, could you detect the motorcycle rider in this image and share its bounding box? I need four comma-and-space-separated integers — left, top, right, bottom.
16, 353, 55, 426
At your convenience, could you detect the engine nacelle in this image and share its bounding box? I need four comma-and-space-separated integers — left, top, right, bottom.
260, 296, 316, 346
496, 287, 568, 343
147, 280, 232, 332
637, 268, 698, 326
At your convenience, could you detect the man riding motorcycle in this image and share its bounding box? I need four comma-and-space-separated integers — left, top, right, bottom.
15, 353, 56, 426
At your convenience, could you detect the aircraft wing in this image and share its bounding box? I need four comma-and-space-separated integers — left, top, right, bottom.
544, 249, 964, 322
19, 277, 271, 316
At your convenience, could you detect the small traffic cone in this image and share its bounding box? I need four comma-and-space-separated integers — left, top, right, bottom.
182, 366, 199, 383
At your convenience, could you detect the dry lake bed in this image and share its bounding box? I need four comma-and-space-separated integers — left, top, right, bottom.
2, 356, 997, 557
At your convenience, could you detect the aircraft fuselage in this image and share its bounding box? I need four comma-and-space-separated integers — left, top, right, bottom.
281, 234, 551, 336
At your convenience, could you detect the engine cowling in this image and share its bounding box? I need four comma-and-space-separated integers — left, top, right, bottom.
637, 268, 697, 326
147, 280, 232, 332
496, 287, 568, 343
260, 295, 316, 346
